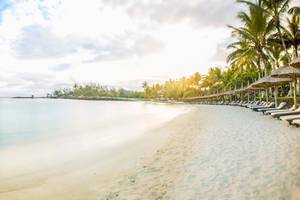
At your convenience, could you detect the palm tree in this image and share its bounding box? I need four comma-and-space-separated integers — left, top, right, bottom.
282, 12, 300, 58
227, 39, 261, 75
201, 67, 223, 94
266, 42, 286, 68
228, 1, 274, 76
262, 0, 292, 60
238, 0, 293, 60
288, 6, 300, 16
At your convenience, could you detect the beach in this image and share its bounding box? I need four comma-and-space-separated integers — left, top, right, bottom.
1, 0, 299, 199
98, 105, 300, 200
0, 99, 188, 200
1, 104, 300, 199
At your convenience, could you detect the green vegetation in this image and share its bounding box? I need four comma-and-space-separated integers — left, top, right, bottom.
52, 84, 144, 99
144, 0, 299, 100
51, 1, 299, 102
143, 73, 202, 100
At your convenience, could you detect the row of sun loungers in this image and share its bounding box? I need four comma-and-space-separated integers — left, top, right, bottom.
204, 100, 300, 127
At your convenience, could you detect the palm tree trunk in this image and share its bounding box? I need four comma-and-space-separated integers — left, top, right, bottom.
247, 92, 250, 102
293, 79, 297, 107
259, 49, 269, 76
265, 88, 269, 103
277, 26, 291, 61
259, 89, 262, 102
275, 60, 280, 69
294, 45, 298, 58
274, 86, 278, 107
289, 82, 293, 97
294, 45, 300, 95
257, 57, 263, 78
262, 56, 269, 76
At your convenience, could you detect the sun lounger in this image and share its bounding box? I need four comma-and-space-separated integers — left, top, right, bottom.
233, 101, 243, 106
233, 101, 241, 106
239, 101, 249, 106
244, 101, 256, 108
250, 101, 268, 109
239, 101, 248, 106
280, 114, 300, 125
271, 107, 300, 119
247, 101, 265, 109
258, 102, 287, 114
242, 101, 254, 107
252, 102, 275, 111
230, 101, 240, 106
229, 101, 236, 106
264, 105, 296, 115
291, 119, 300, 127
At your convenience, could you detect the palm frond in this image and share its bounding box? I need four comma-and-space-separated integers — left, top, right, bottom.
288, 6, 300, 15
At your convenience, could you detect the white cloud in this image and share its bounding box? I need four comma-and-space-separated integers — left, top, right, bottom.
49, 63, 72, 71
0, 0, 244, 97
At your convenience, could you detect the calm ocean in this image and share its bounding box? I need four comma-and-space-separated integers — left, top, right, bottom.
0, 98, 186, 148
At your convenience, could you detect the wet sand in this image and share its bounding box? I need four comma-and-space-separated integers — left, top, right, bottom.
2, 105, 300, 199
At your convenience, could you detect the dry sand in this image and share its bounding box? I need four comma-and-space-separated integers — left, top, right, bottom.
2, 105, 300, 200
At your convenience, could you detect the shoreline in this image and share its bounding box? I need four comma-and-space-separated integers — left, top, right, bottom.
49, 97, 186, 105
0, 106, 193, 200
9, 96, 142, 101
48, 97, 142, 101
6, 97, 186, 104
2, 105, 300, 199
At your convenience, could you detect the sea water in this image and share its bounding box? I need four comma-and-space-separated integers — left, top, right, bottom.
0, 98, 186, 148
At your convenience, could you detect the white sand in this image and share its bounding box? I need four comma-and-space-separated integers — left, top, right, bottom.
2, 105, 300, 200
0, 117, 173, 199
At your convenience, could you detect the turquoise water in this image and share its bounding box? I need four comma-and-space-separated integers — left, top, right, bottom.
0, 99, 185, 148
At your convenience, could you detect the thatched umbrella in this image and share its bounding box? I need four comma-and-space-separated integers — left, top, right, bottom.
290, 57, 300, 68
251, 76, 291, 107
244, 80, 264, 101
244, 86, 256, 101
253, 76, 291, 87
290, 57, 300, 98
251, 77, 270, 103
249, 78, 270, 102
271, 66, 300, 107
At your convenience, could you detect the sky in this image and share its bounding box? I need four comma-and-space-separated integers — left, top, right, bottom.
0, 0, 246, 97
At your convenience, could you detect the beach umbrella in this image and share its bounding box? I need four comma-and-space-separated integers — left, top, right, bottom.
271, 66, 300, 107
249, 78, 269, 102
290, 57, 300, 97
251, 76, 292, 107
245, 80, 260, 97
253, 78, 271, 103
246, 81, 250, 102
244, 83, 262, 101
233, 88, 244, 101
252, 76, 291, 87
266, 80, 288, 107
290, 57, 300, 68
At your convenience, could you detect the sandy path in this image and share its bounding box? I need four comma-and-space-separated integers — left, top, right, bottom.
99, 105, 300, 200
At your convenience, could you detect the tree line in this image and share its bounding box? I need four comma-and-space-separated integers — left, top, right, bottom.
52, 1, 299, 101
51, 84, 144, 99
144, 0, 300, 100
